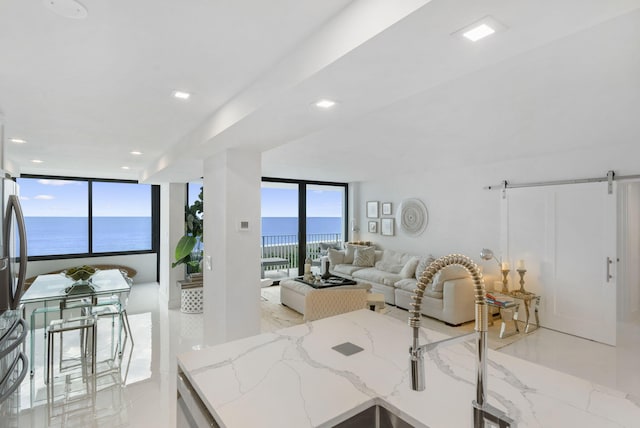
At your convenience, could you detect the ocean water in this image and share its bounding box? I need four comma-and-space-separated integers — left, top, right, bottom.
25, 217, 152, 256
261, 217, 342, 237
24, 216, 342, 256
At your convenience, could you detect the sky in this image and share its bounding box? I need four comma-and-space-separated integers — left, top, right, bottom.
261, 186, 344, 217
16, 178, 343, 218
17, 178, 152, 217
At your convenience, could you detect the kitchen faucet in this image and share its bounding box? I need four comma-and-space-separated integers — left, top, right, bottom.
409, 254, 515, 427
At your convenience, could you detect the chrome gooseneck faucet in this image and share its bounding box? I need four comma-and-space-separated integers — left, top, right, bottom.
409, 254, 514, 427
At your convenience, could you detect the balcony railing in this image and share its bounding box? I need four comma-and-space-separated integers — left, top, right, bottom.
261, 233, 342, 274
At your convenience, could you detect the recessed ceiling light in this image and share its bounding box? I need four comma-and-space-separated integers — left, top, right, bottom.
172, 90, 191, 100
121, 166, 130, 170
130, 151, 143, 155
463, 24, 495, 42
313, 99, 337, 109
9, 138, 26, 144
31, 159, 43, 164
454, 16, 506, 42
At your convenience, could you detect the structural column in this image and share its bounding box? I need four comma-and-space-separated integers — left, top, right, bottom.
202, 149, 261, 345
159, 183, 187, 309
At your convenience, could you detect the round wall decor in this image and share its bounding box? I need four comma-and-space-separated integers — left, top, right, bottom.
397, 198, 428, 236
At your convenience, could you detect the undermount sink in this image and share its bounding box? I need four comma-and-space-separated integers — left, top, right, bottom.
332, 404, 422, 428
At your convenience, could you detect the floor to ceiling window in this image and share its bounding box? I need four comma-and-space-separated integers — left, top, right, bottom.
17, 175, 159, 259
306, 184, 345, 262
261, 178, 347, 276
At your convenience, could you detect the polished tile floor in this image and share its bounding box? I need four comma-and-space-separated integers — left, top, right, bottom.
15, 282, 640, 427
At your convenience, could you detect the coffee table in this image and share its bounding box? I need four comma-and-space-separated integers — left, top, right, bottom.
280, 278, 371, 321
294, 275, 356, 288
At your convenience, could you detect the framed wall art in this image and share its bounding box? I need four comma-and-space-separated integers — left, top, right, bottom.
368, 221, 378, 233
381, 218, 394, 236
366, 201, 379, 218
382, 202, 392, 216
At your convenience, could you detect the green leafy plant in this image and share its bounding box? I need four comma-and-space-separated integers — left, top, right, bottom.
172, 186, 203, 272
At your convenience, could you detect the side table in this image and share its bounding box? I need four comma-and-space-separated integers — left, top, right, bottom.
509, 291, 541, 333
486, 295, 520, 339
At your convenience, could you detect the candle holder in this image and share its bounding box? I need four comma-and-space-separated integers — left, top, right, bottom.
516, 269, 527, 294
501, 269, 510, 294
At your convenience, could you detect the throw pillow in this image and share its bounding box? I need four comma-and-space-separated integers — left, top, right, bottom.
415, 255, 436, 280
344, 243, 366, 264
327, 248, 345, 266
399, 256, 420, 279
353, 246, 376, 267
430, 265, 468, 293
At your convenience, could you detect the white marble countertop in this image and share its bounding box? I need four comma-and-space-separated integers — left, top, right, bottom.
177, 310, 640, 427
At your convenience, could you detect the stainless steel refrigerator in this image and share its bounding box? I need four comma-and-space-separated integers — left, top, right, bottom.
0, 175, 28, 426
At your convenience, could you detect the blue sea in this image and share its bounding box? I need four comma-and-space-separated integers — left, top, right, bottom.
24, 216, 342, 256
25, 217, 152, 256
261, 217, 342, 236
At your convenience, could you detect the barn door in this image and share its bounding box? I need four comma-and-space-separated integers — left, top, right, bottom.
502, 181, 617, 345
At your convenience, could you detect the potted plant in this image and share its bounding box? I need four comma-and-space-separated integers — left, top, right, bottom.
173, 186, 203, 277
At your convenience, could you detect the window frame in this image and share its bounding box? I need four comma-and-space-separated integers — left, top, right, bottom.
19, 174, 160, 261
261, 177, 349, 275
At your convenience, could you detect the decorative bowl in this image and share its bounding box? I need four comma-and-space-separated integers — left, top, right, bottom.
64, 265, 98, 282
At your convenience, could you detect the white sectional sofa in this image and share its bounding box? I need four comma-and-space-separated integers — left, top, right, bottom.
327, 245, 476, 325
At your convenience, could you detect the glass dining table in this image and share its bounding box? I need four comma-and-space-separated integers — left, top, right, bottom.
20, 269, 131, 378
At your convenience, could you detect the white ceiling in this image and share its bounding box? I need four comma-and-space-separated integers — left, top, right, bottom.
1, 0, 639, 183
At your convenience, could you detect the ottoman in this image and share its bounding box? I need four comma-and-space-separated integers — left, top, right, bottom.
280, 279, 372, 321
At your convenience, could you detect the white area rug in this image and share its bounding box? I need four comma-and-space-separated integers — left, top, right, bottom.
261, 285, 524, 350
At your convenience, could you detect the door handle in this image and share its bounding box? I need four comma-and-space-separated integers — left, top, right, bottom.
606, 257, 613, 282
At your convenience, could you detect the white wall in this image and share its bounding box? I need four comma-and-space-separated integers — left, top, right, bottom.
355, 142, 640, 283
619, 181, 640, 321
26, 253, 157, 283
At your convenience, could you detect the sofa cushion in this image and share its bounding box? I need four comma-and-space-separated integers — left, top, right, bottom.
344, 243, 370, 264
328, 248, 345, 266
395, 278, 418, 292
319, 242, 342, 256
374, 260, 404, 274
333, 264, 365, 276
399, 256, 420, 278
353, 268, 402, 287
395, 277, 442, 298
379, 249, 415, 268
415, 255, 436, 280
353, 246, 375, 267
376, 250, 413, 273
431, 265, 468, 293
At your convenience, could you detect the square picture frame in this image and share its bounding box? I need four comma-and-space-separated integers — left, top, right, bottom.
382, 202, 392, 216
368, 220, 378, 234
366, 201, 379, 218
381, 218, 394, 236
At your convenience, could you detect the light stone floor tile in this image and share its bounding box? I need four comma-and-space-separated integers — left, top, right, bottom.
16, 282, 640, 427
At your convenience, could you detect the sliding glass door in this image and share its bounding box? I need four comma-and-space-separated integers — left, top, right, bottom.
261, 178, 347, 277
261, 182, 299, 277
306, 184, 345, 263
